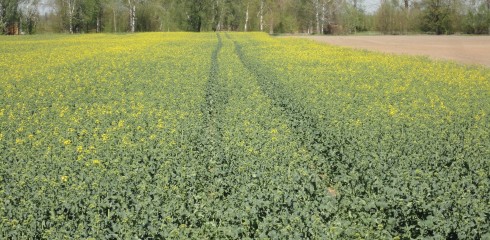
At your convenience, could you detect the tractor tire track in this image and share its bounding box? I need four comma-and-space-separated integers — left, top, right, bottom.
202, 33, 231, 162
230, 35, 343, 181
175, 33, 234, 228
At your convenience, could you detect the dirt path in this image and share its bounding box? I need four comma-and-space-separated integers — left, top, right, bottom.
295, 35, 490, 67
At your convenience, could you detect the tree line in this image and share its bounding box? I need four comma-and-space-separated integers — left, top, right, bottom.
1, 0, 489, 35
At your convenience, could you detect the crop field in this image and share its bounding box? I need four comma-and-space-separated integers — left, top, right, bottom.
0, 33, 489, 239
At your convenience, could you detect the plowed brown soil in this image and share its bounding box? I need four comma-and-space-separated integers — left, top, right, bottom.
296, 35, 490, 67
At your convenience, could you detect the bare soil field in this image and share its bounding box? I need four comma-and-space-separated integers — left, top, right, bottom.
296, 35, 490, 67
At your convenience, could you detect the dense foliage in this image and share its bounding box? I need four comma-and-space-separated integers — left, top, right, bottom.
0, 33, 489, 238
2, 0, 489, 35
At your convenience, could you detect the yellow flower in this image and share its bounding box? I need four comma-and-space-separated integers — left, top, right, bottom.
354, 119, 362, 127
76, 146, 83, 153
474, 110, 485, 121
118, 120, 125, 128
63, 139, 72, 145
61, 175, 68, 182
101, 134, 109, 142
388, 105, 398, 116
92, 159, 101, 165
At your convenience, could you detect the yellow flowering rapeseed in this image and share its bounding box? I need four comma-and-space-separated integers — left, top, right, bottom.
0, 33, 488, 238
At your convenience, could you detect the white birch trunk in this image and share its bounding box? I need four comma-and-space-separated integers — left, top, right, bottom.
244, 4, 249, 32
97, 16, 100, 33
113, 8, 117, 32
259, 0, 264, 31
315, 0, 320, 34
269, 10, 273, 34
215, 0, 220, 31
128, 0, 136, 33
67, 0, 75, 34
321, 1, 325, 34
131, 5, 136, 32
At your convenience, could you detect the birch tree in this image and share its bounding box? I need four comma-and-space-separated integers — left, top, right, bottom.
259, 0, 264, 31
185, 0, 210, 32
20, 0, 39, 34
212, 0, 223, 31
256, 0, 276, 33
104, 0, 122, 32
127, 0, 136, 32
244, 0, 249, 31
309, 0, 333, 34
65, 0, 76, 33
90, 0, 103, 32
314, 0, 321, 33
24, 0, 489, 34
126, 0, 150, 32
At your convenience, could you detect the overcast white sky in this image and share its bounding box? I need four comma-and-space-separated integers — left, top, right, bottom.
37, 0, 53, 15
362, 0, 381, 13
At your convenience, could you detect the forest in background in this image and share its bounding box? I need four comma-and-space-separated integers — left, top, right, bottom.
1, 0, 489, 35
